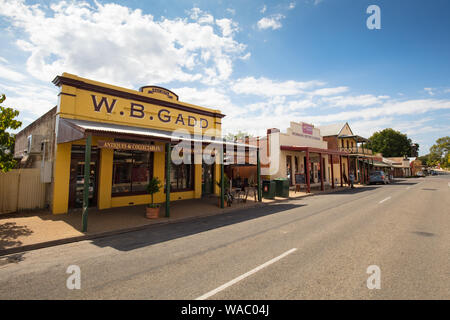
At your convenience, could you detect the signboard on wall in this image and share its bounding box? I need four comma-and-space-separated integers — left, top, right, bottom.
302, 123, 313, 135
98, 140, 163, 152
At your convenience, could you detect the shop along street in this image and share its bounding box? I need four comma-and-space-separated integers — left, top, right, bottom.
0, 174, 448, 299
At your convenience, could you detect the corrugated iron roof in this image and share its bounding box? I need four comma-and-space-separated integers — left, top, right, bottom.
61, 118, 257, 149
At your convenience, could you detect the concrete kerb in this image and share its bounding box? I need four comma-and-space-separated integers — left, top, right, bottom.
0, 186, 355, 257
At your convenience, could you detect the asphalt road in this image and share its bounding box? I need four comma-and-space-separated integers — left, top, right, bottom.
0, 174, 449, 300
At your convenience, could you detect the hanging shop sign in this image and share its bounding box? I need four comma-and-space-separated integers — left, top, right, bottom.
98, 140, 163, 152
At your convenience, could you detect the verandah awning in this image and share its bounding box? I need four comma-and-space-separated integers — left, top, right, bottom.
280, 145, 349, 156
57, 118, 258, 150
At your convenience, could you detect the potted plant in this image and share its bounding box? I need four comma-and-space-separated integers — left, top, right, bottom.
146, 177, 162, 219
216, 174, 231, 207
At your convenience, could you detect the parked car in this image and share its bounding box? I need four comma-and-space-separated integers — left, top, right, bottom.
369, 171, 389, 185
416, 171, 425, 177
430, 170, 438, 176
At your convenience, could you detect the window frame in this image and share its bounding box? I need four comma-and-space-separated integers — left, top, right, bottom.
165, 152, 195, 193
111, 149, 154, 197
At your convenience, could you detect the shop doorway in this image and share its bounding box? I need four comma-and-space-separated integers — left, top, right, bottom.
303, 157, 314, 184
286, 155, 293, 186
69, 145, 99, 209
202, 163, 214, 195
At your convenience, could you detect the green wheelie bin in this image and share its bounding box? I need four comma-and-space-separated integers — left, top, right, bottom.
262, 180, 276, 199
274, 178, 290, 198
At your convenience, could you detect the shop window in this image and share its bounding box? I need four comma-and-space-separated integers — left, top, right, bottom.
169, 154, 194, 192
112, 150, 154, 196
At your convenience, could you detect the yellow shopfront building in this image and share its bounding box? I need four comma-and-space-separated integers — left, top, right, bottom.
47, 73, 255, 215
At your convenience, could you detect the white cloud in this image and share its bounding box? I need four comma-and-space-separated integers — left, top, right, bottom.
0, 1, 246, 87
226, 8, 235, 15
305, 99, 450, 124
257, 14, 285, 30
310, 86, 349, 97
260, 5, 267, 14
173, 86, 243, 118
216, 18, 238, 37
424, 87, 435, 96
289, 2, 296, 10
322, 94, 387, 107
231, 77, 325, 97
1, 82, 58, 116
240, 52, 251, 60
0, 62, 27, 82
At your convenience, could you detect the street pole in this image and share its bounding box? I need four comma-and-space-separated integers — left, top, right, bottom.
220, 139, 224, 208
257, 141, 262, 202
82, 134, 92, 233
165, 143, 171, 217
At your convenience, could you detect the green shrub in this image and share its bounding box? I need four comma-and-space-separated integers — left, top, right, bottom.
146, 177, 162, 208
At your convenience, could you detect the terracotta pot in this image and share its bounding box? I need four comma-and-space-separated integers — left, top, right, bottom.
146, 206, 160, 219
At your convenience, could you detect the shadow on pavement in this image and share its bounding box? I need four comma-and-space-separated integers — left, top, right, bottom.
388, 181, 421, 186
91, 202, 305, 252
0, 222, 33, 250
325, 186, 379, 195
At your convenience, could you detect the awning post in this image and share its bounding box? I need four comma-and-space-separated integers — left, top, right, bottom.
356, 156, 360, 183
220, 139, 224, 208
339, 155, 343, 187
347, 156, 350, 185
330, 155, 335, 189
306, 150, 310, 193
165, 143, 171, 217
257, 141, 262, 202
82, 134, 92, 232
320, 153, 324, 191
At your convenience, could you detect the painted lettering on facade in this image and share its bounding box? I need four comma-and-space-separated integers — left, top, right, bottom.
98, 140, 163, 152
302, 123, 313, 135
91, 95, 209, 129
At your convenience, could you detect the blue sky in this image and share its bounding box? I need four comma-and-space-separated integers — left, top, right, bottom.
0, 0, 449, 155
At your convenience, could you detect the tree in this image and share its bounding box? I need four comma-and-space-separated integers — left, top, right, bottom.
224, 130, 253, 141
429, 136, 450, 168
367, 128, 416, 157
0, 94, 22, 172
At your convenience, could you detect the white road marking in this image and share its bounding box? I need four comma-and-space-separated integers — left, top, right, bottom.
406, 186, 411, 190
195, 248, 297, 300
379, 196, 391, 204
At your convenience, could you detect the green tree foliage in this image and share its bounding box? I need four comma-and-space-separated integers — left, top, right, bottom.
0, 94, 22, 172
224, 130, 253, 141
429, 136, 450, 168
367, 128, 415, 157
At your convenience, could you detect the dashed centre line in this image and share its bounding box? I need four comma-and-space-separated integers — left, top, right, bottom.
379, 196, 391, 204
195, 248, 297, 300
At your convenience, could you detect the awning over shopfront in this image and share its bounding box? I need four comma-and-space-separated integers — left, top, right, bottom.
372, 160, 392, 168
57, 117, 262, 227
280, 145, 350, 192
280, 145, 348, 156
57, 118, 257, 150
338, 135, 369, 143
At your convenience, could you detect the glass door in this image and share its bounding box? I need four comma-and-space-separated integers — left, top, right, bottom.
202, 163, 214, 195
69, 145, 98, 209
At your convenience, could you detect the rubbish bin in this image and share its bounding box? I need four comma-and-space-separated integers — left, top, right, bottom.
262, 180, 276, 199
275, 178, 290, 198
